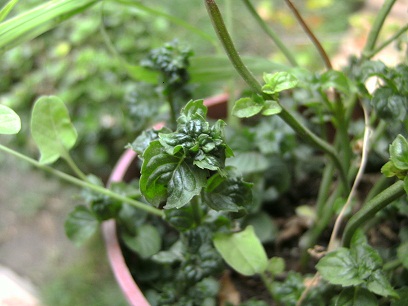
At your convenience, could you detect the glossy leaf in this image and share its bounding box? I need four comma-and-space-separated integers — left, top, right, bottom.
262, 71, 298, 94
121, 224, 162, 259
336, 288, 377, 306
0, 105, 21, 134
390, 135, 408, 170
31, 96, 77, 164
140, 140, 207, 209
178, 99, 207, 123
64, 205, 98, 246
213, 225, 268, 276
316, 248, 363, 286
232, 97, 263, 118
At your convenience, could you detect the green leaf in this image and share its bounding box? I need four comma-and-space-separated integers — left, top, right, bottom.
179, 99, 207, 123
262, 100, 282, 116
336, 288, 378, 306
213, 225, 268, 276
0, 105, 21, 134
391, 287, 408, 306
262, 71, 298, 94
316, 248, 363, 286
31, 96, 78, 164
266, 257, 285, 276
0, 0, 19, 23
125, 64, 158, 83
152, 240, 184, 264
121, 224, 161, 259
164, 203, 200, 232
320, 70, 351, 94
140, 140, 207, 209
64, 206, 99, 246
371, 88, 407, 121
390, 135, 408, 170
366, 269, 399, 298
226, 151, 269, 175
244, 212, 278, 243
232, 97, 263, 118
203, 172, 252, 212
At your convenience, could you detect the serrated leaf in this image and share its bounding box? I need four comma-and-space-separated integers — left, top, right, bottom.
336, 287, 378, 306
121, 224, 161, 259
366, 269, 399, 298
0, 105, 21, 134
140, 140, 207, 209
262, 100, 282, 116
232, 97, 263, 118
390, 135, 408, 170
316, 248, 363, 286
31, 96, 77, 164
179, 99, 207, 123
226, 151, 269, 175
64, 206, 98, 246
213, 225, 268, 276
262, 71, 298, 94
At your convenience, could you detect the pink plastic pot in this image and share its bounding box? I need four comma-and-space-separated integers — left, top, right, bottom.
102, 94, 228, 305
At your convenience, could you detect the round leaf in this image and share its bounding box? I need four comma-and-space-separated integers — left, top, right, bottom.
122, 224, 162, 259
0, 105, 21, 134
64, 206, 98, 246
31, 96, 78, 164
213, 225, 268, 276
232, 97, 263, 118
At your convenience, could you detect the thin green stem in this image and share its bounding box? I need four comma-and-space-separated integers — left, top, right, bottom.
362, 0, 397, 59
342, 180, 405, 247
0, 144, 164, 217
283, 0, 332, 70
204, 0, 348, 189
242, 0, 298, 67
315, 162, 335, 217
62, 153, 89, 182
366, 24, 408, 59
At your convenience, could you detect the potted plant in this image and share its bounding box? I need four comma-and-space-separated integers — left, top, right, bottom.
1, 0, 408, 305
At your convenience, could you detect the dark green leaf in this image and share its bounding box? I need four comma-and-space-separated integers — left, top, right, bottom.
391, 287, 408, 306
390, 135, 408, 170
316, 248, 363, 286
152, 240, 184, 264
140, 140, 207, 209
336, 287, 377, 306
31, 96, 77, 164
64, 206, 99, 246
121, 224, 161, 259
128, 128, 164, 156
164, 203, 200, 231
262, 72, 298, 94
366, 269, 399, 298
232, 97, 263, 118
371, 88, 407, 121
0, 105, 21, 134
213, 226, 268, 276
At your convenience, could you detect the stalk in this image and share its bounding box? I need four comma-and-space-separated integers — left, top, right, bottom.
0, 144, 165, 217
242, 0, 298, 67
342, 180, 405, 247
204, 0, 348, 189
365, 24, 408, 59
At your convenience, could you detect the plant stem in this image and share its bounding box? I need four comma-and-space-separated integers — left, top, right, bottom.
242, 0, 298, 67
283, 0, 332, 70
342, 180, 405, 247
362, 0, 397, 59
204, 0, 348, 189
62, 153, 89, 182
365, 24, 408, 59
0, 144, 165, 217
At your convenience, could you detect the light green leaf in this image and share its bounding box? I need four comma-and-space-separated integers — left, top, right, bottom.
213, 225, 268, 276
316, 248, 363, 286
262, 71, 298, 94
366, 270, 399, 298
266, 257, 285, 276
0, 105, 21, 134
64, 206, 98, 246
262, 100, 282, 116
232, 97, 263, 118
226, 151, 269, 175
122, 224, 162, 259
0, 0, 19, 23
31, 96, 77, 164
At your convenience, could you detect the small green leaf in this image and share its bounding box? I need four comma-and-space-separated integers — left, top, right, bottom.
336, 288, 378, 306
64, 206, 99, 246
316, 248, 363, 286
179, 99, 207, 123
262, 100, 282, 116
267, 257, 285, 276
232, 97, 263, 118
320, 70, 351, 94
390, 135, 408, 170
213, 225, 268, 276
140, 140, 207, 209
262, 71, 298, 94
31, 96, 77, 164
0, 105, 21, 134
121, 224, 162, 259
366, 270, 399, 298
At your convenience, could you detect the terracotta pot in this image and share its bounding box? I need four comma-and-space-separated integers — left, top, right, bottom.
102, 94, 228, 305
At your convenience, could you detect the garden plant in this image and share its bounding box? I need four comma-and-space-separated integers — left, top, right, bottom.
0, 0, 407, 305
